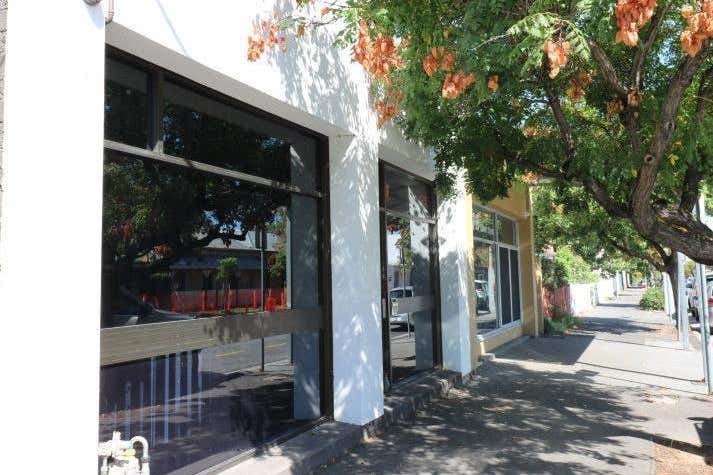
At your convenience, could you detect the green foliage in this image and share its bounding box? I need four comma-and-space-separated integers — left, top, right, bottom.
532, 183, 660, 278
685, 259, 696, 277
541, 257, 568, 289
544, 307, 580, 335
558, 246, 599, 284
217, 257, 238, 284
639, 287, 665, 310
302, 0, 713, 264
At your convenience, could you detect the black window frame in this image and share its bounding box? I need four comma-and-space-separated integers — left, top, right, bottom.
378, 161, 443, 390
101, 47, 333, 422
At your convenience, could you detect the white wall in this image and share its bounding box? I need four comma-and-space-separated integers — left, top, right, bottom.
437, 172, 473, 375
0, 1, 105, 471
596, 277, 616, 304
569, 283, 595, 315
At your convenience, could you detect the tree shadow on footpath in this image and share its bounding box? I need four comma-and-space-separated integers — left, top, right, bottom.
575, 317, 665, 336
319, 360, 657, 475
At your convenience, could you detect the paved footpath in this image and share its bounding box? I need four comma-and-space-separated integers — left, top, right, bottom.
318, 289, 713, 474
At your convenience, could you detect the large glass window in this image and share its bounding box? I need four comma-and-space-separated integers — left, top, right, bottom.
100, 53, 326, 473
473, 207, 521, 334
381, 164, 439, 388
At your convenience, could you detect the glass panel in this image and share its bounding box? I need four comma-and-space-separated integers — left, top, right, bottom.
101, 153, 319, 328
383, 166, 433, 219
510, 249, 521, 321
497, 216, 516, 246
99, 332, 322, 474
385, 215, 434, 383
474, 208, 496, 241
105, 57, 149, 148
162, 81, 318, 190
499, 247, 512, 325
474, 241, 499, 332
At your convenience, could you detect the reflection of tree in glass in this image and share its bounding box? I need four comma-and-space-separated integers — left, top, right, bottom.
266, 208, 288, 279
162, 94, 291, 183
387, 217, 413, 277
216, 257, 238, 310
102, 154, 289, 318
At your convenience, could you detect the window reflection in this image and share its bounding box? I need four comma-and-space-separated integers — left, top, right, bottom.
473, 206, 521, 334
474, 209, 496, 241
101, 153, 318, 327
105, 58, 149, 148
162, 81, 318, 191
99, 333, 321, 474
383, 167, 433, 219
474, 241, 498, 331
385, 214, 434, 383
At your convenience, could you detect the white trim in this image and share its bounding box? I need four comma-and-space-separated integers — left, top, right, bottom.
475, 320, 523, 342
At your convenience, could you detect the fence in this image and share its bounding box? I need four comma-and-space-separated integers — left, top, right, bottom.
542, 277, 616, 317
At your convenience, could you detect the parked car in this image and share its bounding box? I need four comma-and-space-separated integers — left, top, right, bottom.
389, 286, 413, 328
475, 280, 490, 312
688, 274, 713, 322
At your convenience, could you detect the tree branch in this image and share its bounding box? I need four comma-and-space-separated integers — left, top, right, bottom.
600, 232, 667, 271
631, 3, 671, 89
631, 43, 712, 232
679, 65, 713, 211
589, 40, 627, 97
543, 78, 576, 172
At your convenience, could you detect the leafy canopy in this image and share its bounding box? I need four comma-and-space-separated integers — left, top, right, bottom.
249, 0, 713, 264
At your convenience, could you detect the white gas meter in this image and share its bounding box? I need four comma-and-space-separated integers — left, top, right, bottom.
98, 431, 150, 475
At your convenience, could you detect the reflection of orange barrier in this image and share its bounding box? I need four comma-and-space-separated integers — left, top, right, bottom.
163, 289, 287, 313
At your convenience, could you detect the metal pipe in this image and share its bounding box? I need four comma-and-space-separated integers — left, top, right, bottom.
677, 252, 690, 350
695, 198, 713, 394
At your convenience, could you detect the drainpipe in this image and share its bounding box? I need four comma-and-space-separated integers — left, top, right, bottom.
84, 0, 114, 24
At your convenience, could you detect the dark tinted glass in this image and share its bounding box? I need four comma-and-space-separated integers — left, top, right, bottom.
99, 332, 322, 474
383, 166, 433, 219
100, 153, 319, 327
499, 247, 512, 325
162, 81, 318, 190
105, 58, 149, 148
510, 249, 521, 321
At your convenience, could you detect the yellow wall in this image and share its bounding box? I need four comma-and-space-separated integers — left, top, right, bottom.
469, 185, 542, 363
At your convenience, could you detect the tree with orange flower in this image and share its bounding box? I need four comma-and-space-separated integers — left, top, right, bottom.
248, 1, 713, 266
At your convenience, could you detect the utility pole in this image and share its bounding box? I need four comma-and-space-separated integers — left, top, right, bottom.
695, 197, 713, 394
677, 252, 690, 350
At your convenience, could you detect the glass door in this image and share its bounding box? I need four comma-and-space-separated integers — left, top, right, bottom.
379, 163, 440, 390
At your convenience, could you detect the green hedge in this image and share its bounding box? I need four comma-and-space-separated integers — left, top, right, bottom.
639, 287, 664, 310
542, 246, 598, 289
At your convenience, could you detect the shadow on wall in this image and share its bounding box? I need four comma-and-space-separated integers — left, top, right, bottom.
321, 360, 656, 474
327, 135, 384, 423
438, 198, 470, 372
269, 0, 366, 136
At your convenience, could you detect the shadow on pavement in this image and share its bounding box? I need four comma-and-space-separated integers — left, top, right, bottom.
320, 360, 654, 474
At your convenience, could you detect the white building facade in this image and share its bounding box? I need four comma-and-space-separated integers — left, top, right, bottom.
0, 2, 535, 473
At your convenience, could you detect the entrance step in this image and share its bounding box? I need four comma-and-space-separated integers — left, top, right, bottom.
213, 369, 471, 475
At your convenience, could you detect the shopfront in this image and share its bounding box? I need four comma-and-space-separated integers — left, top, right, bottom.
379, 163, 441, 390
473, 206, 523, 335
99, 50, 331, 473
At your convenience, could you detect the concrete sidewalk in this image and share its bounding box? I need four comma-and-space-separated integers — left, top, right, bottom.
318, 289, 713, 474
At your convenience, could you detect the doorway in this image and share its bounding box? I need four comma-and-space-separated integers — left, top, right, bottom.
379, 162, 441, 391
